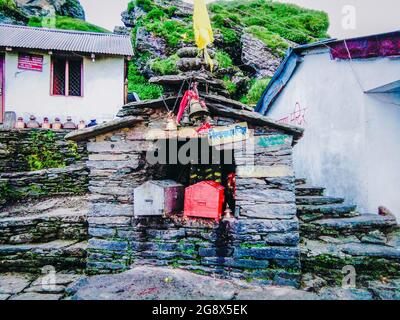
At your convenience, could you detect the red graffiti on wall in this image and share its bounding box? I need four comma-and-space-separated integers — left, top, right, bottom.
278, 102, 307, 126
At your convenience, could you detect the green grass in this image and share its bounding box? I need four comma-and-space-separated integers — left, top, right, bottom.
209, 0, 329, 45
28, 15, 110, 33
240, 78, 271, 106
127, 61, 163, 100
150, 54, 179, 75
245, 25, 289, 57
215, 50, 233, 69
223, 75, 237, 95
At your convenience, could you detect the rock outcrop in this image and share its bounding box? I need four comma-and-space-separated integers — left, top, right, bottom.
15, 0, 85, 20
241, 32, 283, 79
0, 0, 86, 25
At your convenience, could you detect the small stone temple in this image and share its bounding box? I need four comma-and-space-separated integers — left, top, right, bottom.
66, 47, 305, 287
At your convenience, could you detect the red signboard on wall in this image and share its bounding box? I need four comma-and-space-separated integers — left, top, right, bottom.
18, 53, 44, 72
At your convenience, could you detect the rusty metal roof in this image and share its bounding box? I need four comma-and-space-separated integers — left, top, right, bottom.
0, 24, 133, 56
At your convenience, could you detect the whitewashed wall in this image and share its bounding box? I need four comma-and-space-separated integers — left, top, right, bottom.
267, 49, 400, 220
4, 51, 125, 124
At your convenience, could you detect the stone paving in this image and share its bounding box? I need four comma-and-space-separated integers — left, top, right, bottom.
1, 266, 399, 300
0, 272, 82, 300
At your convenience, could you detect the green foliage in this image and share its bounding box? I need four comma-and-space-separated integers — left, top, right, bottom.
209, 0, 329, 44
127, 1, 136, 13
145, 18, 193, 48
245, 25, 289, 57
0, 0, 16, 10
0, 0, 28, 21
127, 61, 163, 100
28, 15, 109, 33
222, 76, 236, 95
26, 130, 79, 171
211, 14, 240, 45
240, 78, 271, 106
0, 180, 12, 206
215, 50, 233, 69
150, 54, 179, 75
134, 0, 154, 12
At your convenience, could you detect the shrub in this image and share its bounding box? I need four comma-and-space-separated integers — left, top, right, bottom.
127, 62, 163, 100
241, 78, 271, 106
246, 25, 289, 57
28, 16, 109, 33
215, 50, 233, 69
136, 0, 154, 12
223, 76, 237, 95
150, 54, 179, 75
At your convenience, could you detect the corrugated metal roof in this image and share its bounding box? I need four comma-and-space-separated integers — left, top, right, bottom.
0, 24, 133, 56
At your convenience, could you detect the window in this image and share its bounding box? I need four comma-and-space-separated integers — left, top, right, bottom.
51, 57, 82, 97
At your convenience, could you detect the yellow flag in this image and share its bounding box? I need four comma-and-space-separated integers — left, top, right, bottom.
193, 0, 214, 70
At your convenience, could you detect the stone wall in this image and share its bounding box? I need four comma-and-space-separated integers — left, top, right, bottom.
0, 129, 87, 173
84, 121, 301, 286
0, 129, 89, 207
0, 165, 89, 207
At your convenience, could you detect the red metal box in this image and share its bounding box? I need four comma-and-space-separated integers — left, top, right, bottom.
184, 181, 225, 221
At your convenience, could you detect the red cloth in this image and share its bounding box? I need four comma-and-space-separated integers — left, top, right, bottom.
196, 122, 211, 134
177, 90, 200, 124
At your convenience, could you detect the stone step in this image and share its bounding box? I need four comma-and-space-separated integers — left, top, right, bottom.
0, 240, 87, 273
301, 238, 400, 284
301, 214, 398, 239
295, 178, 307, 186
295, 185, 325, 197
296, 196, 345, 206
297, 204, 358, 222
0, 209, 87, 245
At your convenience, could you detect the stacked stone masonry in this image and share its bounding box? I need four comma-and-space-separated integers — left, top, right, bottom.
84, 115, 301, 287
0, 129, 89, 207
0, 129, 87, 173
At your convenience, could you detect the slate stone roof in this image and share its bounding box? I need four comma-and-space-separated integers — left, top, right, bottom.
0, 23, 133, 56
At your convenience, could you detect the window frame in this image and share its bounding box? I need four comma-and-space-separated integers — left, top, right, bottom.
50, 56, 84, 98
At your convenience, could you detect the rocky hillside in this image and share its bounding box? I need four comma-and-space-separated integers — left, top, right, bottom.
15, 0, 84, 20
122, 0, 329, 105
0, 0, 107, 32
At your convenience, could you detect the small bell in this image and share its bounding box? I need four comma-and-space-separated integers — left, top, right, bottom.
223, 206, 234, 220
41, 117, 51, 129
26, 115, 40, 129
77, 120, 86, 130
52, 117, 62, 130
165, 112, 177, 131
63, 116, 77, 130
180, 108, 191, 126
15, 117, 26, 129
189, 98, 209, 120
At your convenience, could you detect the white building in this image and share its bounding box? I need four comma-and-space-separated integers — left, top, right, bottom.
0, 24, 133, 125
256, 31, 400, 220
